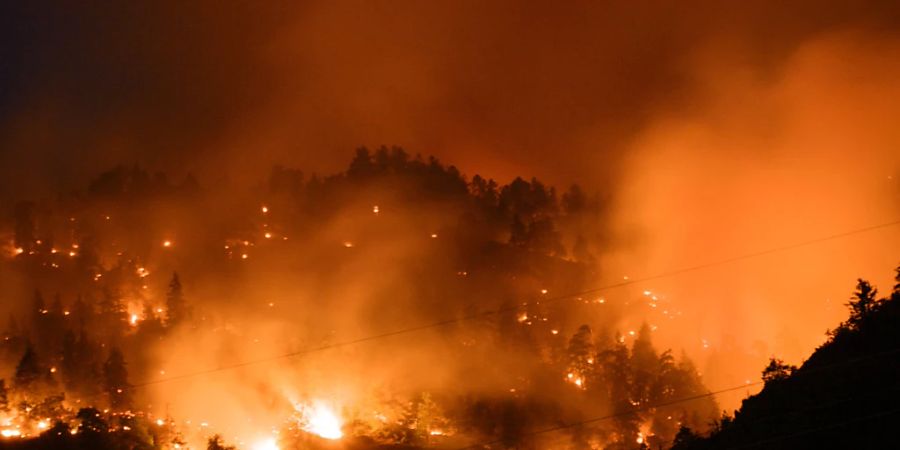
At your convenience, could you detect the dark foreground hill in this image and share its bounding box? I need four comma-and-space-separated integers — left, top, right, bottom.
674, 267, 900, 450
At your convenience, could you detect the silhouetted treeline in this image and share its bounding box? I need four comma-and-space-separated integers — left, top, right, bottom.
0, 149, 710, 450
673, 265, 900, 450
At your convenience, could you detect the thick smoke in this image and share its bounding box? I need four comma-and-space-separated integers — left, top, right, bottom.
0, 1, 899, 447
604, 32, 900, 405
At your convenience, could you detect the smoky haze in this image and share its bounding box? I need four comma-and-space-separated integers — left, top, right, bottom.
0, 1, 899, 448
2, 1, 900, 193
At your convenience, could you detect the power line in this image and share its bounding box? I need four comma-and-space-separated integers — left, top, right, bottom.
132, 218, 900, 388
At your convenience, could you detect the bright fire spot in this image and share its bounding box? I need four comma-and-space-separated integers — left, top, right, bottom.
156, 419, 165, 426
13, 248, 24, 255
430, 233, 438, 238
252, 438, 278, 450
372, 205, 379, 213
1, 429, 21, 438
37, 421, 48, 430
343, 241, 353, 248
636, 432, 644, 444
540, 289, 548, 294
162, 240, 172, 248
68, 251, 77, 257
261, 205, 269, 213
130, 314, 139, 326
241, 253, 249, 259
264, 232, 272, 239
294, 401, 343, 440
429, 429, 444, 436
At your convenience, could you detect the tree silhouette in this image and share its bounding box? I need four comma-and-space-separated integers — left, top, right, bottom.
103, 348, 131, 411
761, 357, 795, 384
630, 323, 659, 406
846, 278, 878, 327
207, 434, 236, 450
15, 343, 49, 391
166, 272, 189, 326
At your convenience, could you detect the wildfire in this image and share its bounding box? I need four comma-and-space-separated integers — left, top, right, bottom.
252, 438, 279, 450
293, 401, 343, 440
162, 240, 172, 248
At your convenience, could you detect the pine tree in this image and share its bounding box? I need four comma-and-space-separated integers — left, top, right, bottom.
599, 335, 640, 444
567, 325, 594, 385
846, 278, 878, 327
631, 323, 659, 406
103, 348, 131, 411
166, 272, 189, 326
15, 344, 51, 393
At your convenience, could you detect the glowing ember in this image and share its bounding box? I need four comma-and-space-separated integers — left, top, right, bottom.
130, 314, 139, 326
372, 205, 379, 213
261, 205, 269, 213
294, 401, 343, 440
162, 240, 172, 248
264, 232, 272, 239
343, 241, 353, 248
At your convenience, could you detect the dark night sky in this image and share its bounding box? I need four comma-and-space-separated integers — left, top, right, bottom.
1, 1, 899, 196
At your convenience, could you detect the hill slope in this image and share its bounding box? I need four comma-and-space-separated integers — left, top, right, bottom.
675, 267, 900, 449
